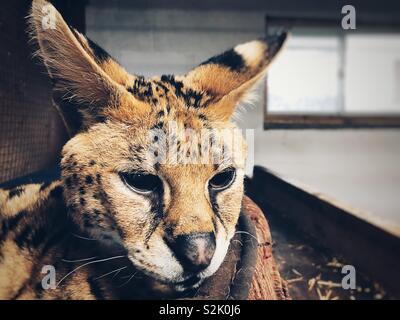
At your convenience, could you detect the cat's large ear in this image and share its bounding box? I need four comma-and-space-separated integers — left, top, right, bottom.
29, 0, 148, 136
184, 33, 287, 121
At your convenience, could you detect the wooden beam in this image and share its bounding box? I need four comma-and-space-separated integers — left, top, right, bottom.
264, 114, 400, 129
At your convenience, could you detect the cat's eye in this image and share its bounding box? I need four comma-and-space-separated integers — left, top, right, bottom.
120, 172, 162, 194
209, 168, 236, 191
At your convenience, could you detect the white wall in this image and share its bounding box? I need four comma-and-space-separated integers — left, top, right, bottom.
87, 6, 400, 234
345, 35, 400, 114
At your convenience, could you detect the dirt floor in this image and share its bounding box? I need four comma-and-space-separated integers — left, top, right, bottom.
264, 209, 392, 300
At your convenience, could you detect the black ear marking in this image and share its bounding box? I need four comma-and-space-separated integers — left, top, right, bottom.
87, 37, 113, 63
201, 48, 246, 72
265, 32, 287, 59
70, 28, 113, 64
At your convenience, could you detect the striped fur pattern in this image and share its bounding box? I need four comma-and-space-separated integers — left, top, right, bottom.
0, 0, 286, 299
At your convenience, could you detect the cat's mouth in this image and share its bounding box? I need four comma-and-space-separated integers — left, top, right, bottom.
126, 253, 205, 292
172, 274, 203, 292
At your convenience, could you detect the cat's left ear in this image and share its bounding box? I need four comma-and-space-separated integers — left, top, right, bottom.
184, 33, 287, 121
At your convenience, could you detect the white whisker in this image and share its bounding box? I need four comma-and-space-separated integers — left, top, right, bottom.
94, 266, 127, 281
72, 233, 97, 241
62, 256, 97, 263
57, 255, 126, 287
235, 230, 258, 242
232, 239, 243, 246
118, 271, 138, 288
112, 268, 125, 280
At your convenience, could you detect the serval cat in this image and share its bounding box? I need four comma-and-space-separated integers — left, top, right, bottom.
0, 0, 286, 299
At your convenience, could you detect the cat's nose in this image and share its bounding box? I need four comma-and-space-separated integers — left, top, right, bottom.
171, 232, 216, 273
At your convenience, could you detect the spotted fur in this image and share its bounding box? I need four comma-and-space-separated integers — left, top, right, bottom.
0, 0, 286, 299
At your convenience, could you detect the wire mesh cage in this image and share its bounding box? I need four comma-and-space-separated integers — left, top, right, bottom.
0, 1, 81, 183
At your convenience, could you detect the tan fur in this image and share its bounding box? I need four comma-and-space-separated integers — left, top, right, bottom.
0, 240, 34, 298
